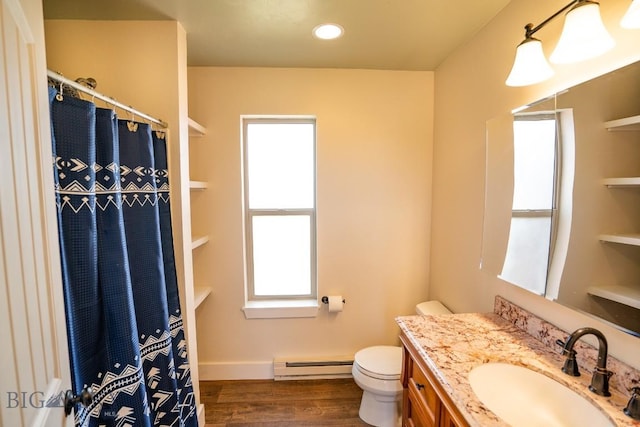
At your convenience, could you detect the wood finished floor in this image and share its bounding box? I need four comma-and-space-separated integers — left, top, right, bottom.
201, 378, 372, 426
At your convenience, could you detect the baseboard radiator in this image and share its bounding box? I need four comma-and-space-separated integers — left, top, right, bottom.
273, 355, 354, 381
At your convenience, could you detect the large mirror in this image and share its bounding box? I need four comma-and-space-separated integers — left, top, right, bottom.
483, 60, 640, 336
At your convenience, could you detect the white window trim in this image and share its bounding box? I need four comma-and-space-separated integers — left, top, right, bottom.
241, 116, 318, 318
242, 299, 320, 319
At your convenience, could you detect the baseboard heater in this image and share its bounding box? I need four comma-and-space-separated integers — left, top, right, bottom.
273, 356, 354, 381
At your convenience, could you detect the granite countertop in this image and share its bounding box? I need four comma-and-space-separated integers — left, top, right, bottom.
396, 311, 639, 427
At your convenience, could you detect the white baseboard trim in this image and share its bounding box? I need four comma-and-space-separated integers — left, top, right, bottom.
199, 361, 274, 380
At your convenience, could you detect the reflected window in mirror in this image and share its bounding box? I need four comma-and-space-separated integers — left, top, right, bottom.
484, 60, 640, 337
500, 114, 559, 295
484, 104, 575, 300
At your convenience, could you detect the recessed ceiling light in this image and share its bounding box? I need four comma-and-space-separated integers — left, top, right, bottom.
313, 23, 344, 40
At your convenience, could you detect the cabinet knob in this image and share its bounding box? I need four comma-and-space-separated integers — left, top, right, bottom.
415, 383, 425, 390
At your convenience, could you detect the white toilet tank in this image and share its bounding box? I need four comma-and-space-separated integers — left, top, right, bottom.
415, 300, 451, 315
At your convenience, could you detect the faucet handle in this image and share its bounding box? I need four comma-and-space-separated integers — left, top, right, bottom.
624, 386, 640, 420
555, 339, 569, 354
556, 339, 580, 376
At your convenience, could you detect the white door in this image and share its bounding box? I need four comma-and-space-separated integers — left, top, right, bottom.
0, 0, 73, 426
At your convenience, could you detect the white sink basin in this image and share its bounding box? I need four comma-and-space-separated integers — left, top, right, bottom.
468, 363, 614, 427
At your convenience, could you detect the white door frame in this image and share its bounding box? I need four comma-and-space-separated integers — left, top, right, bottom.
0, 0, 72, 425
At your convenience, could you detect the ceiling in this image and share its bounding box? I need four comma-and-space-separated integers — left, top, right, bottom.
42, 0, 511, 71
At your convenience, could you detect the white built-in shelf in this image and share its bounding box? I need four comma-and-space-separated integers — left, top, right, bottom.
604, 115, 640, 131
602, 177, 640, 187
587, 285, 640, 310
188, 117, 207, 137
599, 233, 640, 246
189, 180, 208, 190
194, 286, 213, 309
191, 235, 210, 250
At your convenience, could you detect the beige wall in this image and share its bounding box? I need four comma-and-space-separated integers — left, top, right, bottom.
44, 20, 204, 407
45, 21, 182, 127
431, 0, 640, 367
188, 67, 434, 378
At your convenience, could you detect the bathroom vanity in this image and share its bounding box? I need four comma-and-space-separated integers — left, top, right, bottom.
401, 332, 468, 426
396, 297, 640, 427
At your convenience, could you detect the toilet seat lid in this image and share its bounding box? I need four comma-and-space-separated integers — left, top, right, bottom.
354, 346, 402, 380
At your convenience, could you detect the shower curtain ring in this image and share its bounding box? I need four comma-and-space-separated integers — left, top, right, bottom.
56, 81, 64, 101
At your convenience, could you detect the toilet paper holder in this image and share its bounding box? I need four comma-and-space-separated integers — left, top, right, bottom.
321, 296, 345, 304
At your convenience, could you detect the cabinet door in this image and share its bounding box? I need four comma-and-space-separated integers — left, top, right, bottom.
404, 355, 439, 426
440, 408, 462, 427
409, 358, 439, 421
405, 386, 435, 427
401, 336, 470, 427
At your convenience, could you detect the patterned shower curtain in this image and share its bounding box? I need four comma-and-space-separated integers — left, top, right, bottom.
49, 87, 198, 427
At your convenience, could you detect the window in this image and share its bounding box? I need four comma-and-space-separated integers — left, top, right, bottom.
500, 113, 560, 295
242, 117, 317, 307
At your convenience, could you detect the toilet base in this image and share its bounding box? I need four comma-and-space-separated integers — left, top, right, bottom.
358, 390, 401, 427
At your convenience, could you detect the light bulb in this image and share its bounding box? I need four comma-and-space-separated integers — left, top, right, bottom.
313, 24, 344, 40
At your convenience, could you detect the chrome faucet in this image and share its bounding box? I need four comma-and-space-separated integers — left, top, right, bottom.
556, 327, 612, 396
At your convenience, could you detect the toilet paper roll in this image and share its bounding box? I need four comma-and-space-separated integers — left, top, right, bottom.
328, 295, 344, 312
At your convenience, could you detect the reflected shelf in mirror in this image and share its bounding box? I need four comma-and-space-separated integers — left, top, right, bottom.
602, 177, 640, 187
605, 114, 640, 131
599, 233, 640, 246
588, 285, 640, 310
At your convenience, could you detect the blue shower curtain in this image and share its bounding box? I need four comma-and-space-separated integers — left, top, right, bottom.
49, 87, 198, 427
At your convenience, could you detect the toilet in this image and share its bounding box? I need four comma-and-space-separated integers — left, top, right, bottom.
351, 300, 452, 427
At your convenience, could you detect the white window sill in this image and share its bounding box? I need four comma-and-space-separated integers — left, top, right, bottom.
242, 299, 320, 319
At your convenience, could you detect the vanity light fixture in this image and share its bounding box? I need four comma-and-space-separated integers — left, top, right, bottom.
621, 0, 640, 28
549, 1, 615, 64
506, 0, 614, 87
313, 23, 344, 40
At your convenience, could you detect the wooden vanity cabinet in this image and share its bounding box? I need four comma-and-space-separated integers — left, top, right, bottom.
400, 332, 469, 427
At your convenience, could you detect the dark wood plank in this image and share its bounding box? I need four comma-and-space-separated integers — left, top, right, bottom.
201, 378, 371, 426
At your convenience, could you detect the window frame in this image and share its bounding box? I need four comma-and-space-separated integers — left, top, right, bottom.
512, 112, 562, 265
241, 116, 318, 302
500, 112, 562, 294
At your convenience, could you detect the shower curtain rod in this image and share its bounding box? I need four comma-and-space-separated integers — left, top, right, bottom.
47, 70, 168, 128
